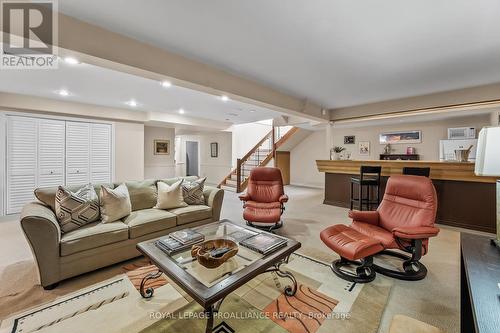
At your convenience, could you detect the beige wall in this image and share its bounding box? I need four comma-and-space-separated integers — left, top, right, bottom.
289, 130, 327, 188
331, 115, 490, 161
175, 132, 232, 185
144, 126, 176, 179
113, 122, 145, 182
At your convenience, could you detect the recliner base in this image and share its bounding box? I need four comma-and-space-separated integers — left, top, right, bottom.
246, 220, 283, 232
330, 256, 375, 283
373, 250, 428, 281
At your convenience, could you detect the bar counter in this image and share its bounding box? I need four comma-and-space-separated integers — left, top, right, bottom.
316, 160, 497, 233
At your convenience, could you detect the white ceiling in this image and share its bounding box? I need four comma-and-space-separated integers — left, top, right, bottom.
58, 0, 500, 109
0, 60, 284, 124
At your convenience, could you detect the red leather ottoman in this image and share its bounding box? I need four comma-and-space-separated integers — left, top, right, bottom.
320, 224, 384, 283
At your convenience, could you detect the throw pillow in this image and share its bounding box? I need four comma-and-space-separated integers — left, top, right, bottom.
182, 177, 206, 205
100, 183, 132, 223
55, 183, 100, 233
155, 179, 188, 209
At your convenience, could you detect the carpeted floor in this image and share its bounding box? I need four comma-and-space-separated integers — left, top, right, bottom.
0, 185, 482, 332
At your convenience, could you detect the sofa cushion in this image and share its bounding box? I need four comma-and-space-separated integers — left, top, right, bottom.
35, 183, 114, 212
155, 180, 188, 210
123, 208, 177, 238
100, 184, 132, 223
125, 180, 158, 211
182, 177, 206, 205
160, 176, 198, 186
60, 221, 128, 256
169, 205, 212, 225
55, 184, 100, 233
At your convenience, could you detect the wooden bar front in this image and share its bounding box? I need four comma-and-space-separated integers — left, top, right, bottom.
316, 160, 497, 233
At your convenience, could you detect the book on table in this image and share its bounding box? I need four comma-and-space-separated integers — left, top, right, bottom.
239, 233, 287, 255
156, 229, 205, 255
170, 229, 205, 245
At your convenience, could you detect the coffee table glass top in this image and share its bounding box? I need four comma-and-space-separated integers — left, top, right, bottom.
169, 221, 267, 287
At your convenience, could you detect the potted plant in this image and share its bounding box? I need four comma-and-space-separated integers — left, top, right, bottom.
330, 146, 346, 160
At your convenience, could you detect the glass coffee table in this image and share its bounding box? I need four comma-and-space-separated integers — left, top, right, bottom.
136, 219, 301, 333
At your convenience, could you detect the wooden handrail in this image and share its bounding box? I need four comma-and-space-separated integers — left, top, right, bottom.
275, 126, 299, 150
240, 130, 272, 163
217, 126, 299, 191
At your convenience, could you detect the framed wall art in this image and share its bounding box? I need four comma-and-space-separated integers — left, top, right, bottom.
359, 141, 370, 155
210, 142, 218, 158
154, 139, 170, 155
344, 135, 355, 144
379, 130, 422, 144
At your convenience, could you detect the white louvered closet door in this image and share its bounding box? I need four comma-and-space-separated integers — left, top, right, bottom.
65, 122, 90, 185
90, 123, 112, 183
6, 116, 38, 214
38, 119, 65, 187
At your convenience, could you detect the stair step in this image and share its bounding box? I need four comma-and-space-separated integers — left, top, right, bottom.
225, 179, 237, 186
221, 185, 236, 192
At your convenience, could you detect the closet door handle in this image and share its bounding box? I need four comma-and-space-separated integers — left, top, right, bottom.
50, 171, 53, 175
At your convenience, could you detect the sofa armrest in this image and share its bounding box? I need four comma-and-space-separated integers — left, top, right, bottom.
392, 226, 440, 239
348, 210, 379, 225
20, 202, 61, 287
203, 186, 224, 221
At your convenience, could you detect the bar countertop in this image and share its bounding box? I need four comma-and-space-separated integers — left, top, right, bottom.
316, 159, 497, 184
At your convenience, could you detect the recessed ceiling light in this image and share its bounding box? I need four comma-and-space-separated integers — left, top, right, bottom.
126, 100, 138, 107
220, 95, 229, 102
161, 80, 172, 88
63, 57, 79, 65
178, 108, 185, 114
228, 113, 238, 116
249, 109, 256, 113
57, 89, 69, 96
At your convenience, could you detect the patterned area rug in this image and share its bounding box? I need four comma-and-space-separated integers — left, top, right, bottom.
141, 253, 393, 333
0, 253, 392, 333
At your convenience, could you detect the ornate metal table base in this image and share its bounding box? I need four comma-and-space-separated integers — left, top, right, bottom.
263, 256, 297, 296
139, 269, 162, 298
140, 257, 297, 333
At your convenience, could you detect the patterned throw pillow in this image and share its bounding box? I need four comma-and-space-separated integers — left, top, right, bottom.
100, 183, 132, 223
55, 184, 100, 233
182, 177, 206, 205
155, 179, 188, 209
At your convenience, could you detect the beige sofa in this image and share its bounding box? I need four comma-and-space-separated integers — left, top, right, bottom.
20, 176, 224, 289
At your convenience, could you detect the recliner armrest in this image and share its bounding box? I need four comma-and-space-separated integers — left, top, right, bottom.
392, 226, 440, 239
279, 194, 288, 203
349, 210, 379, 225
239, 193, 251, 201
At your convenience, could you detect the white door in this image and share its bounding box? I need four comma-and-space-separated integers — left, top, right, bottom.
65, 122, 90, 185
6, 116, 38, 214
90, 123, 112, 183
38, 119, 65, 187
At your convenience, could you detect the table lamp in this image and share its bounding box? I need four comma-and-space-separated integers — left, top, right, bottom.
474, 126, 500, 247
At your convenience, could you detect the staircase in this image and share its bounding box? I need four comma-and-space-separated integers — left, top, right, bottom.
219, 126, 300, 192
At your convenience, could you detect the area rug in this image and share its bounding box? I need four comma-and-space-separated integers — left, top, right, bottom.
141, 253, 393, 333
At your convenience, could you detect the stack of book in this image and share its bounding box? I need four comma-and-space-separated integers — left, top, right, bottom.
240, 233, 287, 255
156, 229, 205, 255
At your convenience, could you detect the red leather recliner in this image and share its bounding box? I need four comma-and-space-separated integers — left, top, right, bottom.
239, 167, 288, 231
320, 175, 439, 282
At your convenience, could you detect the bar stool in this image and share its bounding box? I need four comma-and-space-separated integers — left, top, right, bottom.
350, 166, 382, 211
402, 167, 430, 177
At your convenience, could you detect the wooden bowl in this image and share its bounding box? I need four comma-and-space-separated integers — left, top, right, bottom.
191, 239, 238, 269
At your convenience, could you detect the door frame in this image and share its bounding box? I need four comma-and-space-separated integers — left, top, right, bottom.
185, 140, 200, 177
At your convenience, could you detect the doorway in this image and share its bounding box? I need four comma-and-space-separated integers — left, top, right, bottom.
186, 141, 199, 176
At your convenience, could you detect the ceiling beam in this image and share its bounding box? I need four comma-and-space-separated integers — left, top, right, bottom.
49, 13, 327, 123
